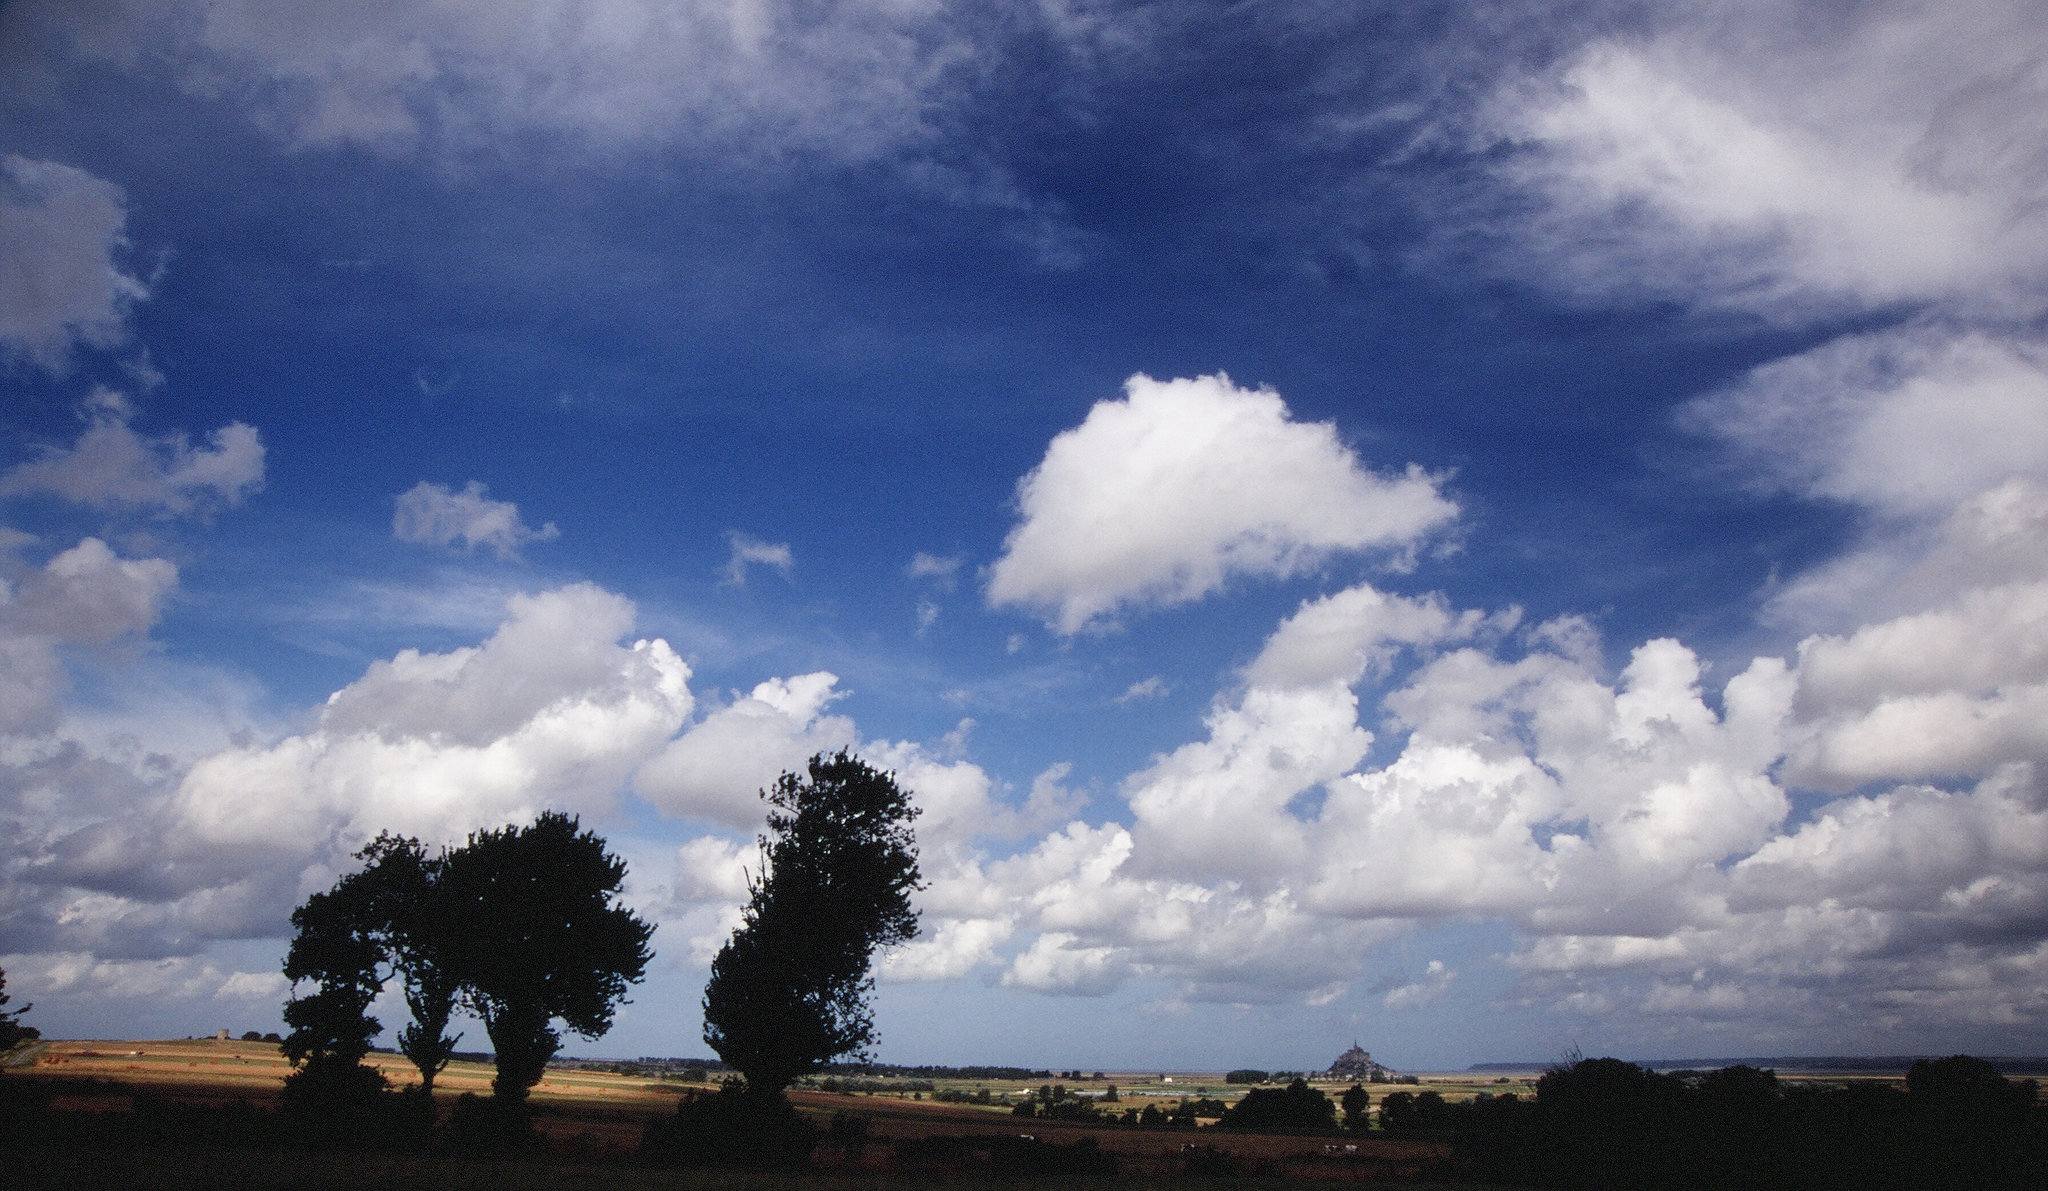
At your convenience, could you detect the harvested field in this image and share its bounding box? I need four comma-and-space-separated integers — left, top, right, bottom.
10, 1039, 1457, 1180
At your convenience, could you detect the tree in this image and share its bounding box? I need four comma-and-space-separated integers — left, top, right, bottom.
1217, 1078, 1337, 1133
1341, 1082, 1371, 1132
437, 811, 654, 1103
280, 876, 388, 1111
355, 833, 463, 1093
0, 965, 36, 1054
701, 750, 922, 1099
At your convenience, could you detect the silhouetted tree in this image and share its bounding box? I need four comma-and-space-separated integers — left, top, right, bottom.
438, 812, 654, 1104
355, 833, 463, 1093
280, 877, 388, 1112
701, 751, 922, 1099
1217, 1078, 1336, 1132
1341, 1082, 1371, 1132
0, 965, 35, 1053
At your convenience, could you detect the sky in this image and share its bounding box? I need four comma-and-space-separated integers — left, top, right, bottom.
2, 0, 2047, 1073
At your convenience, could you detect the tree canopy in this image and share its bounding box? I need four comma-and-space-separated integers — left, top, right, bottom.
1216, 1078, 1337, 1133
701, 750, 922, 1097
438, 811, 655, 1102
279, 812, 652, 1108
355, 832, 463, 1093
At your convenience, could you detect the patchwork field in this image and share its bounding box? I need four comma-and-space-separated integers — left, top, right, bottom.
10, 1038, 1468, 1175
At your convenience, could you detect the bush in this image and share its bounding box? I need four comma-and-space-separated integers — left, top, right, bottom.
641, 1083, 816, 1167
446, 1090, 540, 1154
1217, 1079, 1336, 1133
1226, 1068, 1270, 1084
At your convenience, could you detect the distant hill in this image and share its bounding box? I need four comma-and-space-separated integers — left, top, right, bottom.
1468, 1055, 2048, 1076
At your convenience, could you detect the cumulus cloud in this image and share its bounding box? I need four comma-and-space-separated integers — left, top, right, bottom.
393, 480, 559, 558
988, 374, 1457, 634
0, 155, 147, 370
634, 672, 854, 826
0, 536, 176, 736
0, 394, 264, 516
3, 581, 709, 978
164, 584, 693, 862
722, 531, 793, 586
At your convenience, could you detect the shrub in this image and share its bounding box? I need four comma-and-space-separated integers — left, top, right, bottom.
642, 1082, 816, 1167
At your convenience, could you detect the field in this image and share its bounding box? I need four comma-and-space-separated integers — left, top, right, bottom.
7, 1038, 1468, 1182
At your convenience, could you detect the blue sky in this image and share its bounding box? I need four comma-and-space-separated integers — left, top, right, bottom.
4, 1, 2047, 1071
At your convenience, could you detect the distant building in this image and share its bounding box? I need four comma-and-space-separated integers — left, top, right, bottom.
1326, 1042, 1393, 1082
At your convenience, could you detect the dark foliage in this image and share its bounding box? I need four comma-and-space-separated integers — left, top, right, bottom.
437, 812, 654, 1104
640, 1081, 816, 1167
1216, 1078, 1337, 1133
1450, 1055, 2047, 1191
1341, 1081, 1371, 1132
355, 833, 464, 1094
445, 1090, 543, 1154
1226, 1068, 1269, 1084
701, 750, 922, 1097
0, 965, 35, 1054
279, 877, 385, 1116
891, 1132, 1116, 1176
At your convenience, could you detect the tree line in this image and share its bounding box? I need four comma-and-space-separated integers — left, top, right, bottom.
279, 810, 654, 1137
279, 750, 923, 1156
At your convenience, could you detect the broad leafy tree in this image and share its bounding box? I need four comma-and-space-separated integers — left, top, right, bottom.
701, 750, 922, 1098
1217, 1078, 1337, 1132
438, 811, 655, 1102
1341, 1082, 1371, 1132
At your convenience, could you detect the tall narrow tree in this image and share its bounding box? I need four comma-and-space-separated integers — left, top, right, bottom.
280, 876, 387, 1109
702, 750, 922, 1098
356, 833, 462, 1094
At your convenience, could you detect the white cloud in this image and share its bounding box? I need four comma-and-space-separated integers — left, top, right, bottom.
168, 584, 693, 857
1124, 682, 1369, 883
670, 835, 753, 905
1688, 330, 2048, 520
907, 552, 961, 586
24, 0, 993, 163
634, 672, 854, 826
1484, 2, 2048, 319
881, 916, 1014, 982
988, 374, 1456, 634
1003, 931, 1127, 996
5, 951, 289, 1004
4, 537, 176, 646
1114, 676, 1166, 705
0, 393, 264, 516
722, 531, 793, 586
1244, 582, 1493, 690
392, 480, 559, 558
0, 536, 176, 736
1381, 959, 1454, 1011
0, 156, 147, 371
